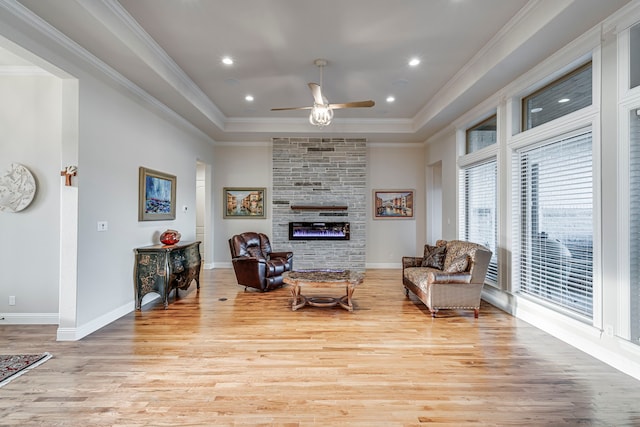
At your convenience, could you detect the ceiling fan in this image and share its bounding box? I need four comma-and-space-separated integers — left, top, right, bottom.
271, 59, 375, 126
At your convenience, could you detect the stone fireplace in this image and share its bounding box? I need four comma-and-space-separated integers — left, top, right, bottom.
272, 137, 366, 271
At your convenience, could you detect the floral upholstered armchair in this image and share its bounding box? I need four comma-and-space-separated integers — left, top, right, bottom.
229, 232, 293, 292
402, 240, 492, 318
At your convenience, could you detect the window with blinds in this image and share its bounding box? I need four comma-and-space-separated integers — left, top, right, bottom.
459, 159, 498, 283
629, 109, 640, 343
514, 131, 593, 318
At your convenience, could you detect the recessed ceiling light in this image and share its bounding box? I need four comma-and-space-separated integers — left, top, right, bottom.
409, 58, 420, 67
531, 107, 543, 113
222, 56, 233, 65
558, 98, 570, 103
386, 96, 395, 103
245, 95, 254, 102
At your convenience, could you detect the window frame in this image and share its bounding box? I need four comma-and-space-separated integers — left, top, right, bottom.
630, 23, 640, 90
465, 114, 497, 154
617, 19, 640, 344
457, 108, 502, 289
507, 44, 602, 330
622, 104, 640, 343
458, 157, 499, 286
512, 128, 595, 320
521, 61, 593, 132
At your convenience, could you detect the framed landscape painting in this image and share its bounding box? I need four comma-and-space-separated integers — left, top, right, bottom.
373, 189, 414, 219
224, 187, 266, 219
138, 167, 176, 221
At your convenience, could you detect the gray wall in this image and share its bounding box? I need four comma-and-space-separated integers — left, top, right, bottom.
0, 9, 216, 339
212, 141, 426, 269
272, 138, 367, 271
0, 74, 61, 320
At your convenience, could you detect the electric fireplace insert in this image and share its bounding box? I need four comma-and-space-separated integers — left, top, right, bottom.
289, 222, 350, 241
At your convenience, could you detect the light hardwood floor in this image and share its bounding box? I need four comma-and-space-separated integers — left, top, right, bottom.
1, 268, 640, 426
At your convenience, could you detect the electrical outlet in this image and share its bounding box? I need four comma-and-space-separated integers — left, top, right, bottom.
8, 296, 15, 306
97, 221, 108, 232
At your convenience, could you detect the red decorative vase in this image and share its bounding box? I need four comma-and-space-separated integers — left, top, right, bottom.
160, 229, 181, 245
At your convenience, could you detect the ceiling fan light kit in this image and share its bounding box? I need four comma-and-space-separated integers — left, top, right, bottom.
309, 103, 334, 126
271, 58, 375, 127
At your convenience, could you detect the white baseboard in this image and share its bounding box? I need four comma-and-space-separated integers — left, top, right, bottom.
213, 262, 233, 269
480, 285, 515, 315
203, 262, 215, 269
0, 313, 58, 324
365, 262, 402, 269
514, 296, 640, 381
56, 300, 134, 341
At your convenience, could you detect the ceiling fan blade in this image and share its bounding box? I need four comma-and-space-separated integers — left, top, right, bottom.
328, 100, 375, 109
308, 83, 325, 105
271, 106, 313, 111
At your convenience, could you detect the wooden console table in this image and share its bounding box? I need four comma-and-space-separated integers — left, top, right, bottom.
133, 241, 202, 310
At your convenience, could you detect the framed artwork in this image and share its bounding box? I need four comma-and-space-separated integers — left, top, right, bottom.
138, 167, 176, 221
224, 187, 266, 219
373, 189, 414, 219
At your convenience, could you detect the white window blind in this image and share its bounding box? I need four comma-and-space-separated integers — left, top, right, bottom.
514, 131, 593, 318
459, 159, 498, 283
629, 109, 640, 343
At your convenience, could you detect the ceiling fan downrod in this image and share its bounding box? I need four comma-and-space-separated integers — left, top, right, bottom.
309, 59, 333, 126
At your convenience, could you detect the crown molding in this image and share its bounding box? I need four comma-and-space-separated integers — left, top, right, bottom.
413, 0, 572, 131
82, 0, 226, 128
0, 65, 49, 75
213, 141, 271, 148
0, 0, 215, 144
224, 116, 415, 135
367, 142, 425, 148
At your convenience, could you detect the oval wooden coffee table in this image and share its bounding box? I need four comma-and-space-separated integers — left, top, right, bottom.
282, 270, 364, 312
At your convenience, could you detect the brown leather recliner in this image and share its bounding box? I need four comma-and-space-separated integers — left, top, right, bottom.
228, 232, 293, 291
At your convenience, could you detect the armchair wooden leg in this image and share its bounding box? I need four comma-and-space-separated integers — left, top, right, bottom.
404, 287, 409, 297
474, 308, 479, 318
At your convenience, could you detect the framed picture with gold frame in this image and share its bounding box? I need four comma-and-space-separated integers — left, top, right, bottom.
224, 187, 266, 219
373, 189, 414, 219
138, 167, 176, 221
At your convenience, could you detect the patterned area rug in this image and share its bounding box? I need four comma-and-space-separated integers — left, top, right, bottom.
0, 353, 52, 388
